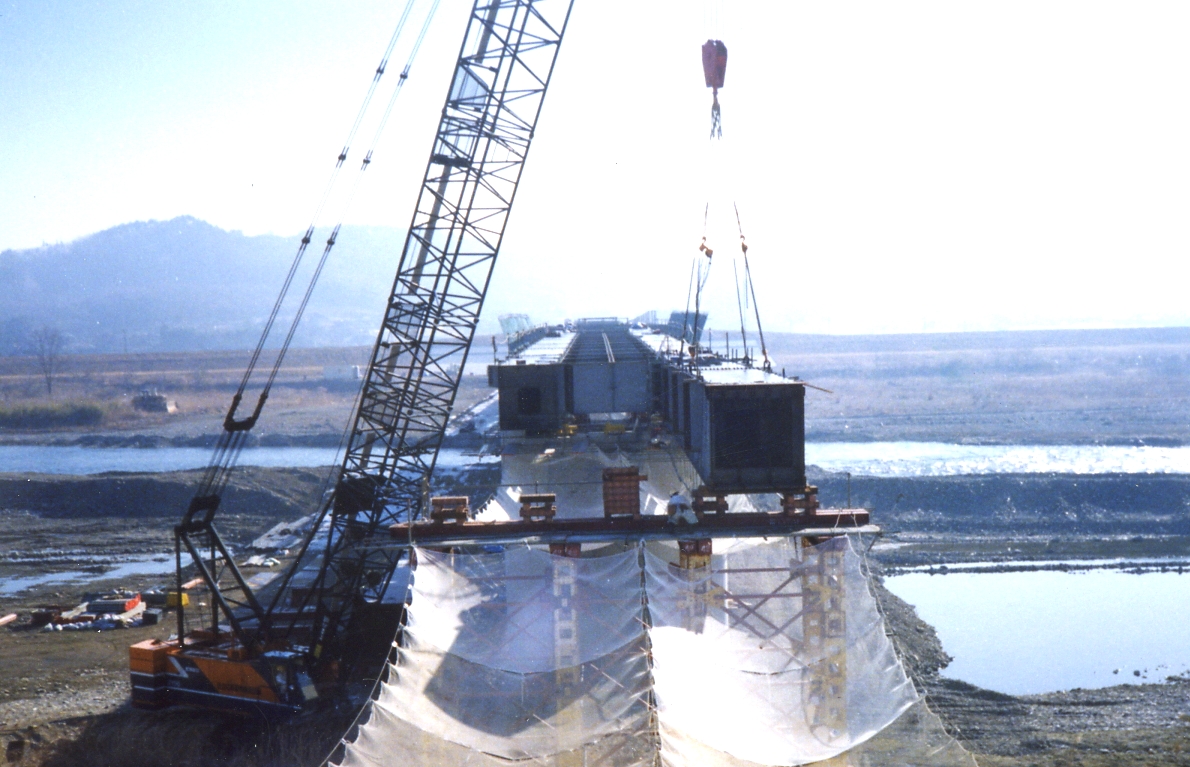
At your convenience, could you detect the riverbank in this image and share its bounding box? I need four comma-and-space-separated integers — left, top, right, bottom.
3, 567, 1185, 766
1, 467, 1188, 765
6, 327, 1190, 450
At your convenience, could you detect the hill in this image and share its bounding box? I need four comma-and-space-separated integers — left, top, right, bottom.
0, 217, 405, 354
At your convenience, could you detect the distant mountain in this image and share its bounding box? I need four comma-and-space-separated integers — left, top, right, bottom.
7, 217, 1186, 357
0, 217, 406, 354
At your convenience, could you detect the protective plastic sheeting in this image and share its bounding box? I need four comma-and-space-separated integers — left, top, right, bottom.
488, 443, 706, 521
342, 702, 658, 767
338, 536, 975, 767
408, 547, 645, 672
645, 537, 919, 766
375, 633, 652, 758
658, 699, 977, 767
339, 544, 652, 763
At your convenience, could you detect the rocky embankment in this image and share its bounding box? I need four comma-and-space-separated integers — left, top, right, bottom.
812, 469, 1190, 538
0, 466, 329, 520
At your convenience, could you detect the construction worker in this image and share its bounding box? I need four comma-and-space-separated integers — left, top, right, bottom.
667, 490, 698, 525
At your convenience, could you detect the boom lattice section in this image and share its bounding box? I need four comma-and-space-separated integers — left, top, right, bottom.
303, 0, 575, 668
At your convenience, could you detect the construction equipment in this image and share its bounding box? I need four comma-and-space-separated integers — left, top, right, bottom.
130, 0, 576, 714
127, 3, 875, 742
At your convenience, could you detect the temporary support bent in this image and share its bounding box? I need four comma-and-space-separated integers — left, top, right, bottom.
390, 508, 874, 549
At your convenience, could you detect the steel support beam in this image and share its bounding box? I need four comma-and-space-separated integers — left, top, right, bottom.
389, 510, 876, 549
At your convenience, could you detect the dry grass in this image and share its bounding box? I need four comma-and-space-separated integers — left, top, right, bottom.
0, 404, 105, 429
0, 346, 494, 439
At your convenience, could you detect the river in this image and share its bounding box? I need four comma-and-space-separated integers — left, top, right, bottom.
4, 441, 1187, 694
2, 441, 1190, 476
807, 441, 1190, 476
0, 445, 497, 475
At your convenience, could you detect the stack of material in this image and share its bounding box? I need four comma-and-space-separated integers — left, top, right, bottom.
602, 467, 647, 518
337, 537, 975, 767
85, 591, 142, 614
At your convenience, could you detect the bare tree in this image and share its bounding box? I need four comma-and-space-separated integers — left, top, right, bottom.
32, 326, 63, 396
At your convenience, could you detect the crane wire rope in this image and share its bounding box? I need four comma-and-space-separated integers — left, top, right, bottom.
689, 22, 775, 376
693, 232, 714, 371
732, 258, 750, 364
259, 0, 443, 400
254, 0, 447, 643
229, 0, 420, 419
195, 0, 440, 503
678, 258, 697, 363
735, 202, 771, 370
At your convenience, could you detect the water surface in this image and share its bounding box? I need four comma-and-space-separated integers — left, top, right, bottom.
807, 441, 1190, 476
884, 568, 1190, 695
0, 553, 188, 596
0, 445, 495, 475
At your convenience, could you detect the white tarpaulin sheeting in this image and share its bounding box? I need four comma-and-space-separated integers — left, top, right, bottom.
338, 536, 972, 767
657, 699, 978, 767
479, 443, 706, 522
341, 545, 651, 764
406, 547, 645, 672
368, 633, 651, 758
646, 536, 920, 766
343, 702, 657, 767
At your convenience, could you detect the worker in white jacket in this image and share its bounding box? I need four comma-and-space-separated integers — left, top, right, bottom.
667, 491, 699, 525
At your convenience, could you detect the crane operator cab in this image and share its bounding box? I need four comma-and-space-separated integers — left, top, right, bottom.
130, 637, 319, 717
264, 650, 320, 706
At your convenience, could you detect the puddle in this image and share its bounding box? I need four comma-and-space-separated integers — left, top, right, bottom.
884, 567, 1190, 695
0, 553, 191, 596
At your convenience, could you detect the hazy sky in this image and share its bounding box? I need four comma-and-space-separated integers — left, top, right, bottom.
3, 1, 1190, 335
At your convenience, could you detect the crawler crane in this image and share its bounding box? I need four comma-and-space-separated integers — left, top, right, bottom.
129, 0, 576, 715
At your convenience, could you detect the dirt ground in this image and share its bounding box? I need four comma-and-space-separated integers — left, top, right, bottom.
0, 471, 1186, 766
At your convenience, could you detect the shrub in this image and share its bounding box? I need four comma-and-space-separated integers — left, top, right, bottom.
0, 403, 105, 429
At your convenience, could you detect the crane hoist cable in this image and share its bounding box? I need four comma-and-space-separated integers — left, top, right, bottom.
242, 0, 446, 647
204, 0, 440, 481
189, 0, 428, 512
732, 258, 750, 364
176, 0, 443, 646
735, 202, 771, 371
696, 31, 777, 375
225, 0, 423, 434
680, 205, 714, 369
254, 0, 443, 403
679, 258, 697, 362
693, 236, 713, 356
